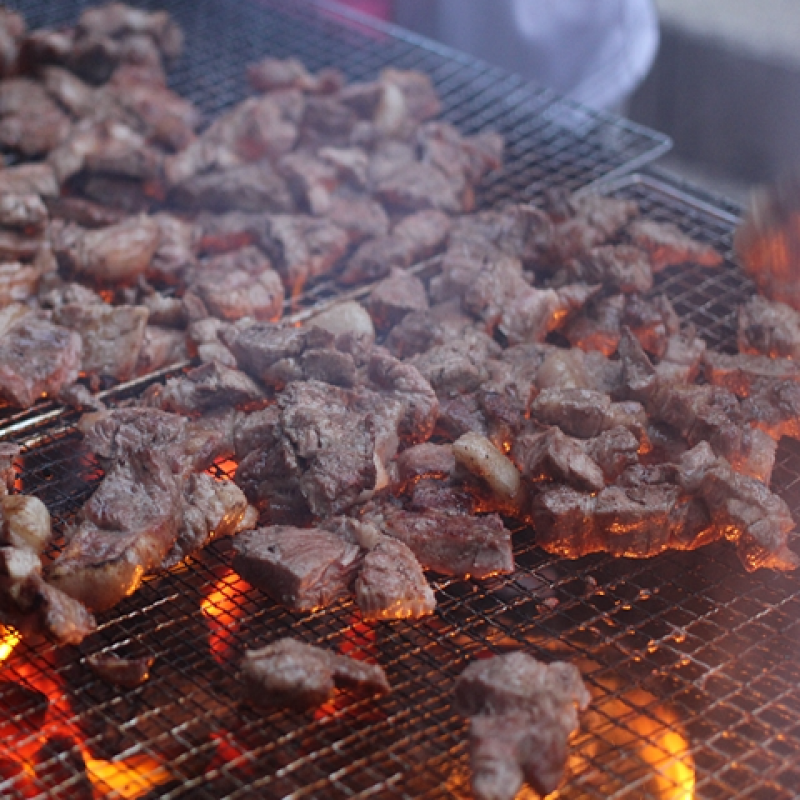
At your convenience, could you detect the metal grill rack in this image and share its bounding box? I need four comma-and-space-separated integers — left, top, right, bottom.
2, 175, 800, 800
0, 0, 671, 433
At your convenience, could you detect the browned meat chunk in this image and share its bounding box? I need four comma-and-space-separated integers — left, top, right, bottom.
163, 473, 253, 569
86, 653, 155, 688
699, 458, 798, 571
0, 546, 96, 646
0, 7, 24, 77
511, 427, 605, 492
394, 443, 455, 487
337, 233, 417, 286
259, 214, 349, 290
53, 215, 160, 285
454, 652, 589, 800
188, 247, 284, 322
143, 361, 264, 414
0, 314, 82, 407
583, 426, 640, 483
393, 209, 451, 258
0, 163, 58, 196
563, 293, 624, 355
623, 293, 679, 359
148, 212, 195, 285
532, 482, 706, 559
325, 193, 389, 243
626, 218, 723, 270
367, 267, 428, 331
742, 379, 800, 441
235, 380, 385, 520
233, 526, 362, 611
240, 638, 389, 711
654, 327, 707, 384
371, 506, 514, 578
52, 303, 148, 384
530, 388, 645, 441
411, 332, 500, 397
355, 536, 436, 620
135, 325, 187, 375
449, 204, 552, 268
247, 57, 316, 93
278, 151, 339, 215
738, 295, 800, 359
44, 195, 127, 229
0, 193, 47, 232
704, 351, 800, 397
0, 78, 71, 156
169, 161, 293, 214
381, 67, 441, 122
222, 323, 356, 389
559, 244, 653, 294
374, 161, 465, 214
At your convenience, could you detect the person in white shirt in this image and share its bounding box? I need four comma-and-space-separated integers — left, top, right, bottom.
393, 0, 659, 113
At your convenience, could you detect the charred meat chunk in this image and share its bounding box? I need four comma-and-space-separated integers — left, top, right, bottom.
454, 652, 589, 800
233, 526, 362, 611
704, 350, 800, 397
241, 638, 389, 710
562, 293, 624, 356
559, 244, 653, 294
367, 267, 428, 332
623, 293, 680, 359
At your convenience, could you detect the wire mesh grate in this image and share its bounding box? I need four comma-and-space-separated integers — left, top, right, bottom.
2, 175, 797, 800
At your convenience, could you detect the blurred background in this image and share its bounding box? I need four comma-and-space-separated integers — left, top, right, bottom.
339, 0, 800, 206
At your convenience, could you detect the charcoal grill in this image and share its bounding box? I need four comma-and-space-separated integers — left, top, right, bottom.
2, 1, 799, 798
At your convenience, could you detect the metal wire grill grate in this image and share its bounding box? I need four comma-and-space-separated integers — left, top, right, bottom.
1, 175, 800, 799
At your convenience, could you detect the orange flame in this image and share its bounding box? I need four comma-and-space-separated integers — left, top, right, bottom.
202, 570, 250, 664
0, 624, 20, 662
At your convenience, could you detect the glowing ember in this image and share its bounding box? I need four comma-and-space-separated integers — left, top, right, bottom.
85, 754, 172, 799
202, 570, 250, 664
0, 625, 20, 662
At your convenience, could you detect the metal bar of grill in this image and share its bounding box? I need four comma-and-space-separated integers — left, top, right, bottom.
2, 174, 800, 799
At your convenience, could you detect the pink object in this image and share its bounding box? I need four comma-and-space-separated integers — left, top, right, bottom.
335, 0, 391, 21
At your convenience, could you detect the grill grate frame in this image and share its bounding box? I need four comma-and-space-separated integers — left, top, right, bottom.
1, 175, 800, 799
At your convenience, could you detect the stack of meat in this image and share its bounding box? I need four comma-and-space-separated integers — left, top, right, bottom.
0, 1, 502, 410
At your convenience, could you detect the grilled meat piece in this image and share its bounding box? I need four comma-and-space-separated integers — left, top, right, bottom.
144, 361, 264, 415
655, 327, 707, 384
0, 7, 24, 77
742, 379, 800, 441
44, 195, 126, 228
558, 244, 653, 294
148, 212, 195, 285
373, 161, 465, 215
247, 57, 324, 94
626, 218, 723, 270
512, 427, 605, 493
169, 161, 293, 214
0, 313, 82, 407
393, 209, 451, 257
0, 193, 48, 232
233, 526, 362, 611
222, 323, 356, 390
258, 213, 349, 290
134, 325, 187, 375
0, 77, 71, 157
394, 443, 455, 487
0, 163, 58, 196
52, 303, 148, 384
338, 233, 416, 286
384, 300, 472, 360
454, 652, 589, 800
704, 351, 800, 396
278, 151, 339, 215
86, 653, 155, 688
563, 293, 624, 356
355, 535, 436, 620
325, 192, 389, 244
241, 637, 389, 710
235, 380, 387, 520
367, 267, 428, 332
532, 482, 709, 559
163, 473, 253, 570
583, 426, 641, 483
411, 332, 501, 397
623, 293, 679, 359
0, 546, 96, 645
189, 247, 284, 323
530, 388, 646, 441
738, 295, 800, 359
369, 505, 514, 579
53, 215, 160, 285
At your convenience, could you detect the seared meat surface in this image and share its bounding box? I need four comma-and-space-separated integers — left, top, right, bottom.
241, 637, 389, 710
454, 652, 590, 800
